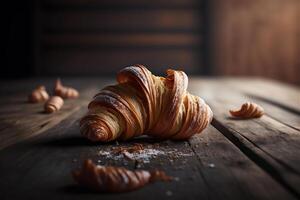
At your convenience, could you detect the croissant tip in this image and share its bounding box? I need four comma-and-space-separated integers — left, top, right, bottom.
229, 102, 264, 118
55, 78, 62, 88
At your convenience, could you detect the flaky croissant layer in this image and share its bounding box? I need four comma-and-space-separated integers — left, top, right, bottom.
230, 102, 264, 118
72, 159, 171, 192
80, 65, 213, 142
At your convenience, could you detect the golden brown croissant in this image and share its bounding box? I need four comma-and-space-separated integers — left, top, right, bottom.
80, 64, 213, 142
44, 96, 64, 113
28, 86, 49, 103
72, 159, 172, 192
54, 79, 79, 99
230, 102, 264, 118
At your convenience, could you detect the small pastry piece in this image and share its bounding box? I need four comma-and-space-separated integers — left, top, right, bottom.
54, 79, 79, 99
230, 102, 264, 118
72, 159, 172, 193
28, 86, 49, 103
80, 64, 213, 142
44, 96, 64, 113
112, 143, 144, 154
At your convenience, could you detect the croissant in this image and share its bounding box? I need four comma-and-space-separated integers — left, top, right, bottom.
72, 159, 172, 192
54, 79, 79, 99
230, 102, 264, 118
80, 64, 213, 142
44, 96, 64, 113
28, 86, 49, 103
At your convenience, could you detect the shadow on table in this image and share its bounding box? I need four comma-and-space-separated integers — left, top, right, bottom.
36, 134, 167, 148
60, 185, 99, 194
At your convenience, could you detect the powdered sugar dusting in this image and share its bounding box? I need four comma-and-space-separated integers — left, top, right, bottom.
97, 144, 193, 164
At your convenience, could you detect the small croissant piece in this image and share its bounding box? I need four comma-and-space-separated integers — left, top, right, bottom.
28, 86, 49, 103
112, 143, 144, 154
230, 102, 264, 118
54, 79, 79, 99
72, 159, 172, 193
44, 96, 64, 113
80, 65, 213, 142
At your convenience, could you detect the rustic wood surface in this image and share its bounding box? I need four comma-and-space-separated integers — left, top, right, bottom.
0, 78, 299, 200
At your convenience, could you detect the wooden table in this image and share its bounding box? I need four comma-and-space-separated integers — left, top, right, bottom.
0, 77, 299, 200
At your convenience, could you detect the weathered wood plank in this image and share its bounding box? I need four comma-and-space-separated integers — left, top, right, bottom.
0, 108, 208, 200
0, 105, 295, 199
237, 98, 300, 132
224, 78, 300, 114
189, 79, 300, 197
0, 97, 81, 150
189, 127, 295, 200
0, 78, 111, 150
224, 78, 300, 130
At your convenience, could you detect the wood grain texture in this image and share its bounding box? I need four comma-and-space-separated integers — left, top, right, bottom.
224, 78, 300, 114
188, 78, 300, 197
224, 78, 300, 131
189, 127, 295, 200
0, 109, 295, 199
0, 78, 299, 199
210, 0, 300, 85
0, 78, 111, 150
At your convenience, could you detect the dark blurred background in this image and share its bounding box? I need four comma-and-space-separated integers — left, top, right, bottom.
1, 0, 299, 84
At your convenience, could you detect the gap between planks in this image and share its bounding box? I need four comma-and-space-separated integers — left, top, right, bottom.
0, 107, 295, 200
211, 118, 300, 199
188, 78, 300, 199
224, 78, 300, 115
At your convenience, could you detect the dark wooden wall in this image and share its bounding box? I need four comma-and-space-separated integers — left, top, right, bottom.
210, 0, 300, 85
37, 0, 204, 76
2, 0, 299, 85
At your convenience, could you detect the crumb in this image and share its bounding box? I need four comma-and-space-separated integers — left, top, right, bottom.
136, 163, 142, 169
166, 190, 173, 196
112, 143, 144, 154
122, 151, 134, 160
208, 163, 215, 168
135, 160, 143, 169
